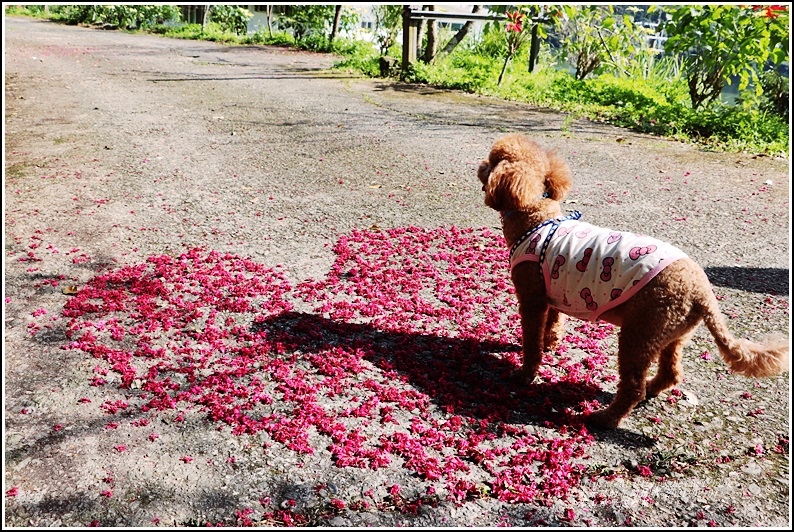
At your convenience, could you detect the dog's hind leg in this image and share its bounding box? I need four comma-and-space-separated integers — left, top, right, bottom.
645, 330, 695, 399
543, 308, 566, 352
587, 330, 662, 429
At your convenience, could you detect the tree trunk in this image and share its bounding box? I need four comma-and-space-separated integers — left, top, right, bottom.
202, 5, 211, 30
422, 6, 437, 63
330, 5, 342, 42
498, 55, 511, 86
266, 5, 272, 37
439, 5, 482, 56
416, 14, 427, 58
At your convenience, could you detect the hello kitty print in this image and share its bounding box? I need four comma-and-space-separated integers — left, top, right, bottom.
510, 214, 688, 321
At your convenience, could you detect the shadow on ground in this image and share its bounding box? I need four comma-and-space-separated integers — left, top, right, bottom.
704, 266, 788, 295
256, 311, 611, 430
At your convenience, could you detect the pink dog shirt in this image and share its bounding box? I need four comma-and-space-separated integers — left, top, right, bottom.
509, 212, 688, 321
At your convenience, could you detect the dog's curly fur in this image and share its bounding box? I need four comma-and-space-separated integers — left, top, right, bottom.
478, 133, 789, 429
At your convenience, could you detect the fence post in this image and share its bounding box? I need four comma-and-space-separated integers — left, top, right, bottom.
401, 5, 418, 77
528, 22, 540, 73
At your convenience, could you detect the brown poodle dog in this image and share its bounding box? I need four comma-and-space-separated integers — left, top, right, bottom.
478, 133, 788, 429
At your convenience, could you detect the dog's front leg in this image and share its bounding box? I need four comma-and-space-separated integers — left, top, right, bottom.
513, 301, 549, 385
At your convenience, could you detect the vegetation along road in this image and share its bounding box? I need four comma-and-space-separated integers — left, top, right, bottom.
4, 16, 790, 527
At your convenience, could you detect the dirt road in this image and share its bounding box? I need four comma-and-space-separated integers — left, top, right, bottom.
4, 17, 790, 527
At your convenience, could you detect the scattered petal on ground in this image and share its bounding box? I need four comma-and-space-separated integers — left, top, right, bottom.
61, 228, 618, 505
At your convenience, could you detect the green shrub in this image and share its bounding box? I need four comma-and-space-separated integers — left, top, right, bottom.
473, 24, 508, 58
208, 5, 251, 36
405, 53, 500, 93
331, 38, 374, 57
5, 5, 52, 17
332, 40, 379, 77
295, 34, 328, 52
586, 75, 672, 109
163, 22, 241, 44
44, 4, 181, 29
390, 50, 788, 154
162, 23, 205, 40
506, 67, 574, 106
240, 30, 305, 48
689, 104, 789, 153
756, 70, 789, 121
199, 24, 241, 44
334, 55, 380, 78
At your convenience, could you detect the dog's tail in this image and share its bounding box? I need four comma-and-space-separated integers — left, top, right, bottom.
701, 293, 789, 377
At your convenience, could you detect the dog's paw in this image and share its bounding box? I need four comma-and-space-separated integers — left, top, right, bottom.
644, 378, 675, 400
543, 337, 561, 353
585, 409, 622, 430
643, 383, 662, 400
510, 366, 537, 386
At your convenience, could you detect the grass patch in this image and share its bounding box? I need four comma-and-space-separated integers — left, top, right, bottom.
4, 162, 30, 181
157, 22, 242, 44
337, 45, 788, 156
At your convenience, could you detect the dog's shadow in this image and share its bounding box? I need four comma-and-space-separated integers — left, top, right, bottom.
253, 311, 646, 439
586, 420, 657, 448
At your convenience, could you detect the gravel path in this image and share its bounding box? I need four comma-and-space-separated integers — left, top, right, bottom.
4, 17, 790, 527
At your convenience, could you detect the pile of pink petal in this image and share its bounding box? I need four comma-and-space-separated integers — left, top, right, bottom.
63, 226, 617, 505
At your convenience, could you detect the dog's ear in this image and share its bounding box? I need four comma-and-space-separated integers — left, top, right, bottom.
543, 150, 573, 200
482, 161, 511, 211
477, 159, 491, 186
482, 161, 535, 212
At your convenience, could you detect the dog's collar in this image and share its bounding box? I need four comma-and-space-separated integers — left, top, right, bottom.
509, 210, 583, 261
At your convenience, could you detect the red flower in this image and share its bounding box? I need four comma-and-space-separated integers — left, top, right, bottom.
753, 5, 787, 18
330, 498, 345, 510
506, 11, 524, 33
